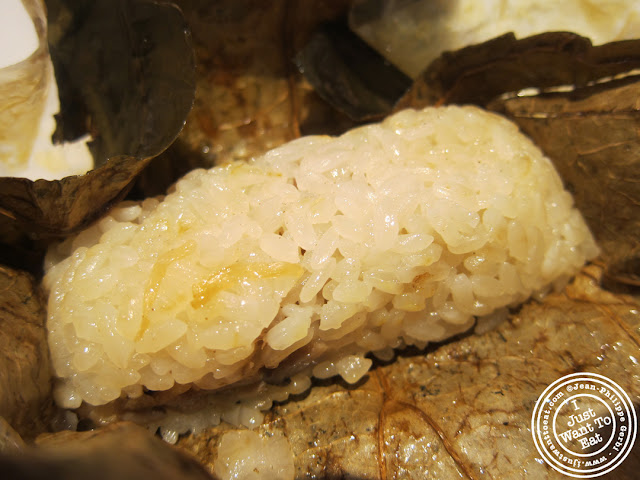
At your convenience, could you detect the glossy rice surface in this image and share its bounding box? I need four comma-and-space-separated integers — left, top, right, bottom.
44, 105, 599, 409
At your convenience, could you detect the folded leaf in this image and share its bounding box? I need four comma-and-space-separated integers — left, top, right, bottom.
396, 32, 640, 109
0, 0, 195, 269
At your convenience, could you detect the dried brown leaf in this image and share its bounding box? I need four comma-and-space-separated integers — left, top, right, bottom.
396, 32, 640, 109
0, 417, 26, 454
0, 266, 52, 440
0, 422, 213, 480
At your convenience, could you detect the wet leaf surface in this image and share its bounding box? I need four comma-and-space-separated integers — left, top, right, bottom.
0, 0, 195, 270
176, 266, 640, 479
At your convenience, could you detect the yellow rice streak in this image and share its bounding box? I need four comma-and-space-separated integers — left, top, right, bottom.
137, 241, 196, 341
191, 261, 304, 309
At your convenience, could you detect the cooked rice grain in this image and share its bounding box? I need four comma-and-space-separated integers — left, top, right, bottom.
44, 106, 598, 410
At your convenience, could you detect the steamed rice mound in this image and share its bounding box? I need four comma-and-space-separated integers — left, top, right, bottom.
44, 105, 599, 410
